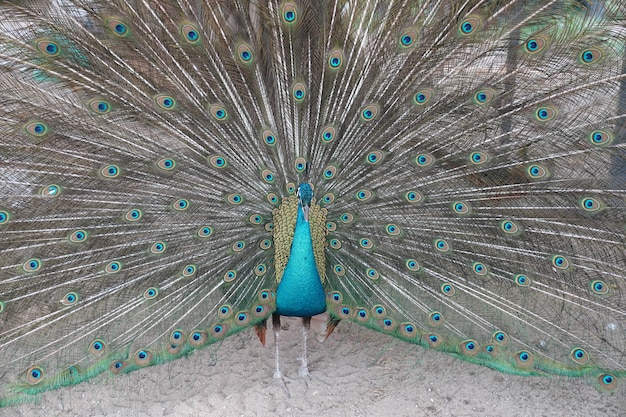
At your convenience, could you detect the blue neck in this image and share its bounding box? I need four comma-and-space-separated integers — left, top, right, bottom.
275, 206, 326, 317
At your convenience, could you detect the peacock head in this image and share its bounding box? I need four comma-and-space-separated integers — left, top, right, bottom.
297, 183, 313, 221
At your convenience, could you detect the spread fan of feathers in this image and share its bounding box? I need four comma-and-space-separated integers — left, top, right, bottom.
0, 0, 625, 407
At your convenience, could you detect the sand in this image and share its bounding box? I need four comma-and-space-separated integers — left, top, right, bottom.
2, 317, 624, 417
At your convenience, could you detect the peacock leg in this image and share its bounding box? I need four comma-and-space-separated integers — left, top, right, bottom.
299, 316, 312, 381
272, 313, 283, 379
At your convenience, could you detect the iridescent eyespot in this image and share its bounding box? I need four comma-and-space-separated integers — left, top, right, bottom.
500, 220, 519, 234
182, 264, 196, 277
399, 28, 417, 47
321, 126, 336, 143
356, 308, 369, 321
235, 312, 250, 325
570, 347, 589, 365
329, 291, 343, 304
150, 241, 166, 254
580, 197, 602, 212
105, 261, 121, 273
260, 239, 272, 250
224, 269, 236, 282
385, 224, 400, 236
261, 169, 275, 183
366, 268, 379, 280
323, 165, 337, 179
415, 153, 433, 167
286, 183, 296, 194
234, 43, 253, 63
321, 193, 335, 205
262, 129, 277, 146
598, 374, 617, 390
218, 305, 232, 319
366, 151, 383, 165
359, 238, 373, 249
405, 190, 422, 203
173, 198, 189, 211
189, 331, 207, 347
326, 221, 337, 232
249, 214, 263, 225
361, 105, 379, 121
589, 130, 612, 146
372, 305, 386, 318
209, 105, 228, 120
107, 18, 129, 37
61, 292, 79, 306
339, 212, 353, 223
428, 311, 444, 326
524, 36, 546, 54
434, 239, 450, 252
534, 106, 556, 121
459, 17, 480, 35
282, 2, 297, 23
254, 263, 267, 276
292, 83, 306, 102
133, 349, 152, 366
212, 324, 227, 338
526, 164, 547, 179
461, 340, 479, 356
181, 23, 200, 44
580, 48, 602, 64
209, 155, 228, 169
41, 184, 60, 197
406, 259, 420, 271
26, 366, 44, 385
170, 330, 185, 344
198, 226, 213, 237
355, 189, 372, 201
69, 229, 87, 243
125, 209, 142, 221
100, 164, 120, 178
515, 351, 534, 368
515, 274, 531, 287
441, 283, 455, 296
400, 323, 417, 338
266, 193, 279, 205
328, 49, 344, 69
472, 262, 488, 276
0, 210, 10, 225
452, 201, 470, 215
333, 264, 345, 276
155, 95, 176, 110
590, 280, 609, 295
552, 255, 569, 270
473, 90, 494, 105
232, 241, 245, 252
89, 99, 111, 114
23, 258, 42, 272
493, 331, 509, 346
469, 151, 488, 165
426, 334, 442, 348
413, 89, 433, 106
227, 193, 243, 205
329, 238, 342, 249
89, 340, 106, 355
143, 287, 158, 299
25, 122, 49, 138
37, 40, 59, 56
157, 158, 176, 170
253, 305, 267, 317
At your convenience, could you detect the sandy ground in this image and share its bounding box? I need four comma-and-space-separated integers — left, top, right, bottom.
1, 317, 624, 417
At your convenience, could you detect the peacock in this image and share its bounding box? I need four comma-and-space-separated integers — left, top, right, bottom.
0, 0, 625, 408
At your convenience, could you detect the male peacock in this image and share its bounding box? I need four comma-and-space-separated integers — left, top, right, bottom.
0, 0, 625, 408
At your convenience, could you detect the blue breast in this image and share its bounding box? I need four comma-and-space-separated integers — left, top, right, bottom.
275, 206, 327, 317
